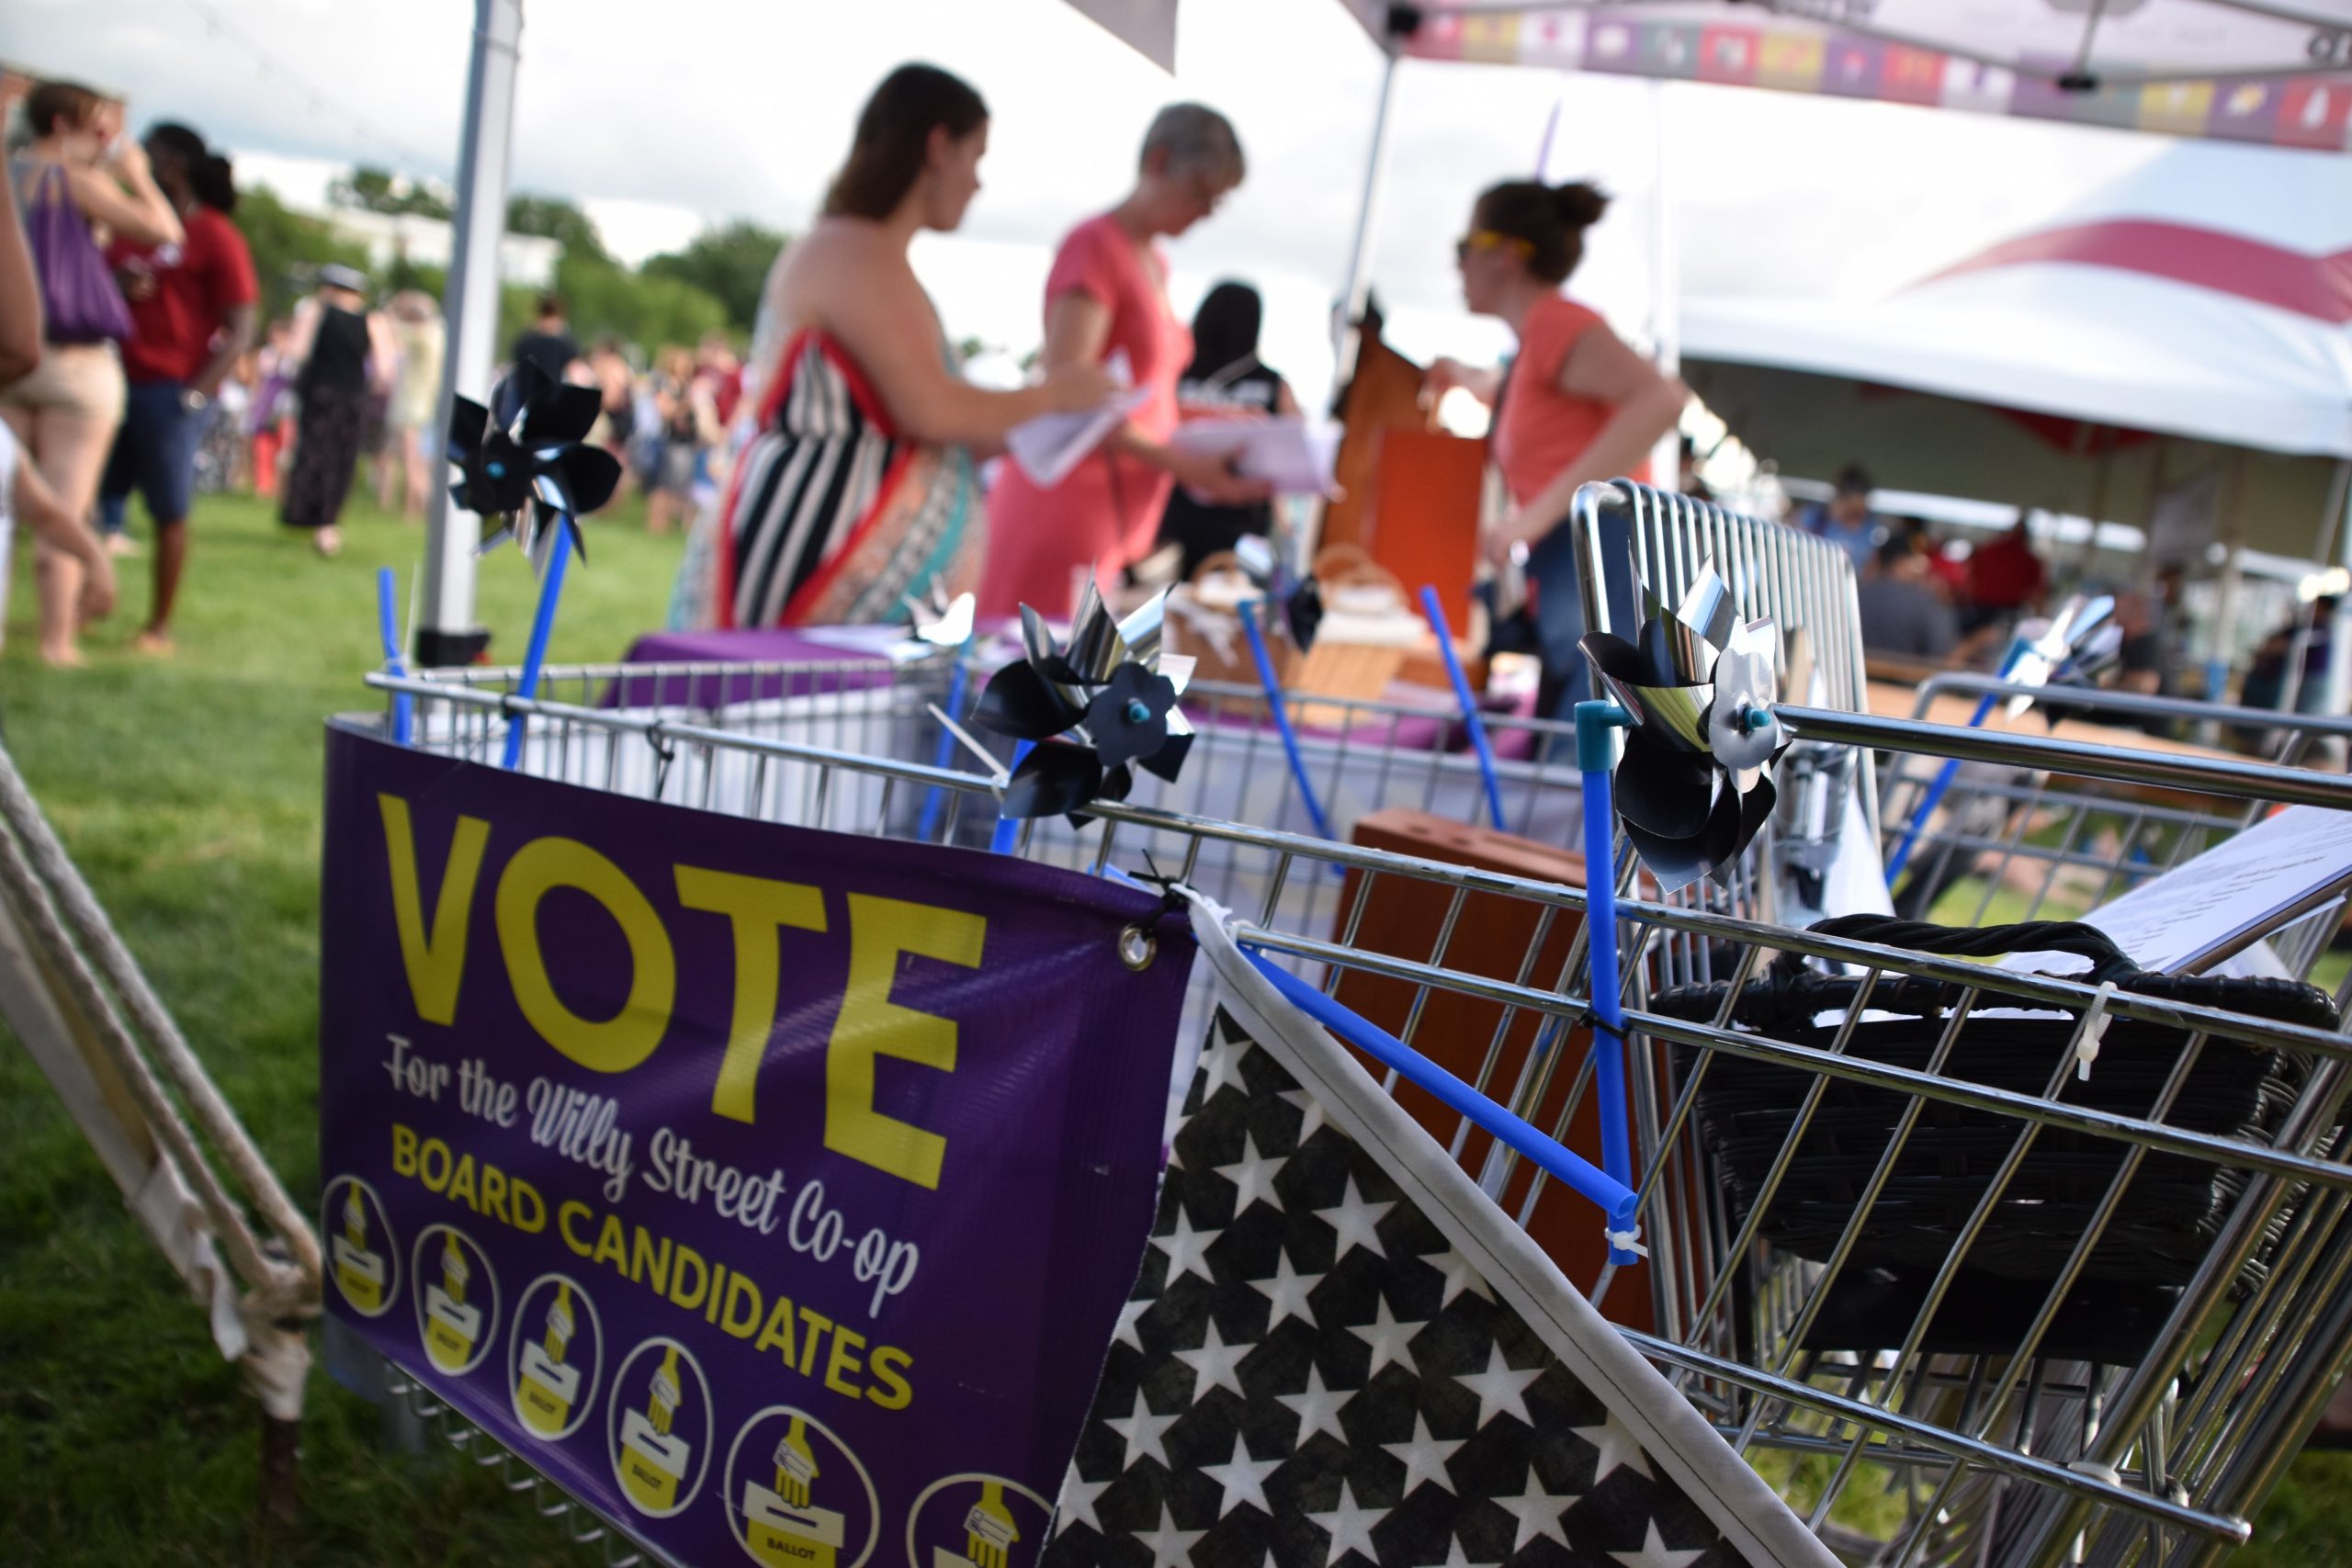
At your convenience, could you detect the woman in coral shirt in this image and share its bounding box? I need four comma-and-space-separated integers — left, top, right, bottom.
979, 104, 1266, 620
1428, 180, 1688, 719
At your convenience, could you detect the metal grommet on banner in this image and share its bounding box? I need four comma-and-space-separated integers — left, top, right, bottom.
1117, 852, 1196, 972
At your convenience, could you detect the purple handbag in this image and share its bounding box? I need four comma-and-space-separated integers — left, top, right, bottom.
22, 163, 134, 346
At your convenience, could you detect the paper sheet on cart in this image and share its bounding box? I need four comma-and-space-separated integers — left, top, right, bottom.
788, 623, 917, 657
1168, 412, 1340, 495
1997, 804, 2352, 981
1005, 351, 1146, 488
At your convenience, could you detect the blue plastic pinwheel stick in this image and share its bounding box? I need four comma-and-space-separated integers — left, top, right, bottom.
1575, 697, 1642, 1263
988, 740, 1033, 853
1240, 597, 1334, 841
1883, 637, 2027, 882
376, 566, 413, 747
501, 518, 573, 771
1241, 950, 1639, 1240
1418, 585, 1507, 830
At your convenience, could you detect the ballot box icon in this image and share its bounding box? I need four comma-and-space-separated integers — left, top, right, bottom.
422, 1233, 482, 1370
619, 1410, 692, 1513
332, 1235, 385, 1313
330, 1185, 389, 1313
741, 1484, 846, 1568
515, 1341, 579, 1433
515, 1282, 582, 1434
618, 1347, 693, 1512
423, 1285, 482, 1371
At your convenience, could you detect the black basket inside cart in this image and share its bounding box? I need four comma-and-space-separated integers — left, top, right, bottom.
1653, 917, 2339, 1296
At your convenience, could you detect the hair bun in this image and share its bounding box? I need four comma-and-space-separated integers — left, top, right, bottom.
1551, 181, 1609, 230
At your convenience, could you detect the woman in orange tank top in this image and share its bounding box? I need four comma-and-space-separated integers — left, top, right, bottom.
1426, 179, 1687, 721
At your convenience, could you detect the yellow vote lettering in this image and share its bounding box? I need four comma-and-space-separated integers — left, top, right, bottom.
865, 1346, 914, 1410
673, 866, 827, 1124
824, 895, 981, 1190
379, 795, 489, 1026
495, 837, 675, 1073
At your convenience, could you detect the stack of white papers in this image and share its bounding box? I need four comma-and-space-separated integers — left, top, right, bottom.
1998, 804, 2352, 979
1169, 414, 1340, 497
1005, 352, 1148, 489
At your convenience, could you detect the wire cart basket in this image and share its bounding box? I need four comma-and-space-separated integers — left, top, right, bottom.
361, 479, 2352, 1568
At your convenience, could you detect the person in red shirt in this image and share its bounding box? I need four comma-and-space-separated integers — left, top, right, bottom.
695, 332, 742, 427
99, 122, 256, 651
1962, 512, 2049, 636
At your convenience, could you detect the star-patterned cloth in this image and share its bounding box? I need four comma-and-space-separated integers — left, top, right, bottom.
1041, 902, 1837, 1568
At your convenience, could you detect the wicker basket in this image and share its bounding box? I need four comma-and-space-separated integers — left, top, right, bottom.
1651, 916, 2339, 1290
1164, 547, 1418, 727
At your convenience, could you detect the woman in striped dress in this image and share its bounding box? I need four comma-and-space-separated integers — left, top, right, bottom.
676, 63, 1114, 629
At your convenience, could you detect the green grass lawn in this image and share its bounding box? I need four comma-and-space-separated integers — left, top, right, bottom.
0, 486, 684, 1565
0, 486, 2344, 1562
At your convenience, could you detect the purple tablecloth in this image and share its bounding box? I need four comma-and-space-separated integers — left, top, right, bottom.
610, 626, 1538, 760
605, 628, 897, 707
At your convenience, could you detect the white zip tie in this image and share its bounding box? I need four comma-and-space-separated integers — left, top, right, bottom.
2075, 980, 2119, 1082
2066, 1457, 2125, 1488
1605, 1226, 1650, 1258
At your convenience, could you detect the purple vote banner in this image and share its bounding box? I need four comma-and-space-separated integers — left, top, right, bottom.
318, 723, 1191, 1566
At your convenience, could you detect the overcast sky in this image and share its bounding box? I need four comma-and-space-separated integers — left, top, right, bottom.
12, 0, 2267, 396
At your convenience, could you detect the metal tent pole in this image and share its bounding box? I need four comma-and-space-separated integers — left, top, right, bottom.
2331, 460, 2352, 716
2206, 448, 2251, 705
1645, 78, 1682, 490
415, 0, 524, 669
2277, 459, 2348, 718
1330, 45, 1401, 395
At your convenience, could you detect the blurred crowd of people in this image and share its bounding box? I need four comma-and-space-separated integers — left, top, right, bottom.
218, 286, 750, 554
1798, 457, 2332, 742
0, 73, 764, 666
4, 80, 252, 660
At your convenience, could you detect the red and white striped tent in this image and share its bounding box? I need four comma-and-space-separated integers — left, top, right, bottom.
1681, 141, 2352, 560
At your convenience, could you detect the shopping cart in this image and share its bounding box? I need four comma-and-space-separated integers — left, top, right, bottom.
362, 481, 2352, 1566
1880, 672, 2352, 977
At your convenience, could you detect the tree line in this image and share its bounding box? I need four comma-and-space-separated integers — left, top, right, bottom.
239, 165, 786, 357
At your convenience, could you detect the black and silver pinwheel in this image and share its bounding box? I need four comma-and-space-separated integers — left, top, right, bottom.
447, 361, 621, 576
2004, 593, 2124, 720
1579, 565, 1787, 892
1229, 535, 1322, 652
972, 581, 1195, 822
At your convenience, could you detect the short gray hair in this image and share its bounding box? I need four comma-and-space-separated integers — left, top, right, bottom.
1141, 102, 1244, 186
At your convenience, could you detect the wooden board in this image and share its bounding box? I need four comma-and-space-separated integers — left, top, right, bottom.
1869, 682, 2240, 763
1332, 808, 1668, 1334
1367, 429, 1486, 634
1867, 680, 2246, 809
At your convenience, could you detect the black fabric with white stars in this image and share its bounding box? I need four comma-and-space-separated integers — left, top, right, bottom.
1041, 1010, 1752, 1568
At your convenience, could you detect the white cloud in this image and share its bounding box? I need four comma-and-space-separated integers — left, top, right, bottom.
583, 199, 707, 268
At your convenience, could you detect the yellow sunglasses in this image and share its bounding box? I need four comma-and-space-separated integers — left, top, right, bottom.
1455, 230, 1534, 264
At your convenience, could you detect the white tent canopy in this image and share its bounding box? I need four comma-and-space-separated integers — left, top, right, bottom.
1342, 2, 2352, 152
1680, 141, 2352, 558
